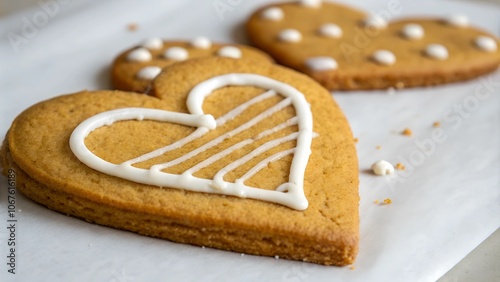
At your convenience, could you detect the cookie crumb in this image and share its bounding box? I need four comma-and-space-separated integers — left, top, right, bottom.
127, 23, 138, 31
433, 121, 441, 128
401, 128, 413, 136
374, 200, 379, 204
383, 198, 392, 205
354, 137, 359, 143
395, 81, 405, 89
395, 163, 405, 170
376, 145, 381, 150
349, 265, 356, 270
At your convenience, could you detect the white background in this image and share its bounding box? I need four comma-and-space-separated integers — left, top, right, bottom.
0, 0, 499, 281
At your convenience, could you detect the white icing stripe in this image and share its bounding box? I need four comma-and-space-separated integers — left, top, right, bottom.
70, 73, 313, 210
212, 132, 300, 193
185, 118, 298, 175
216, 90, 276, 127
125, 90, 277, 165
152, 97, 292, 170
124, 127, 209, 166
237, 148, 295, 184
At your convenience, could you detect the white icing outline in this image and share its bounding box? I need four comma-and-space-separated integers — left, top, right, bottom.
70, 74, 313, 210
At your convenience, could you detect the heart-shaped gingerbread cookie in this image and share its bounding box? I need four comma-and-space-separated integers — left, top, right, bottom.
1, 57, 359, 266
246, 1, 500, 90
111, 37, 273, 92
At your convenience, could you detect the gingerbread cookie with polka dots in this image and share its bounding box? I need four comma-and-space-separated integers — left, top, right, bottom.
246, 0, 500, 90
111, 37, 273, 92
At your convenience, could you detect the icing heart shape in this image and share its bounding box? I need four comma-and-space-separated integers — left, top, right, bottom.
1, 58, 359, 265
246, 1, 500, 90
71, 73, 313, 210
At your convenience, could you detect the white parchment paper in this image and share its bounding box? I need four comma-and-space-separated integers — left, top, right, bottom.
0, 0, 498, 281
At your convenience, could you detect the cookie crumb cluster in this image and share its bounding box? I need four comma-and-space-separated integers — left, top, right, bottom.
395, 163, 405, 170
401, 128, 413, 136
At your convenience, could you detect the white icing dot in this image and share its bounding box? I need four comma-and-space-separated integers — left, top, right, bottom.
278, 29, 302, 43
136, 66, 161, 80
126, 47, 152, 62
425, 44, 449, 60
261, 7, 284, 21
299, 0, 322, 8
142, 38, 163, 50
474, 36, 498, 52
363, 14, 387, 29
371, 160, 394, 176
305, 57, 338, 71
164, 47, 189, 61
318, 23, 342, 38
217, 46, 242, 59
401, 24, 424, 40
444, 14, 469, 27
190, 37, 212, 49
372, 50, 396, 65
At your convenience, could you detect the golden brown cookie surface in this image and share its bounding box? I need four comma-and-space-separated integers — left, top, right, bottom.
2, 57, 359, 266
111, 38, 273, 92
246, 1, 500, 90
